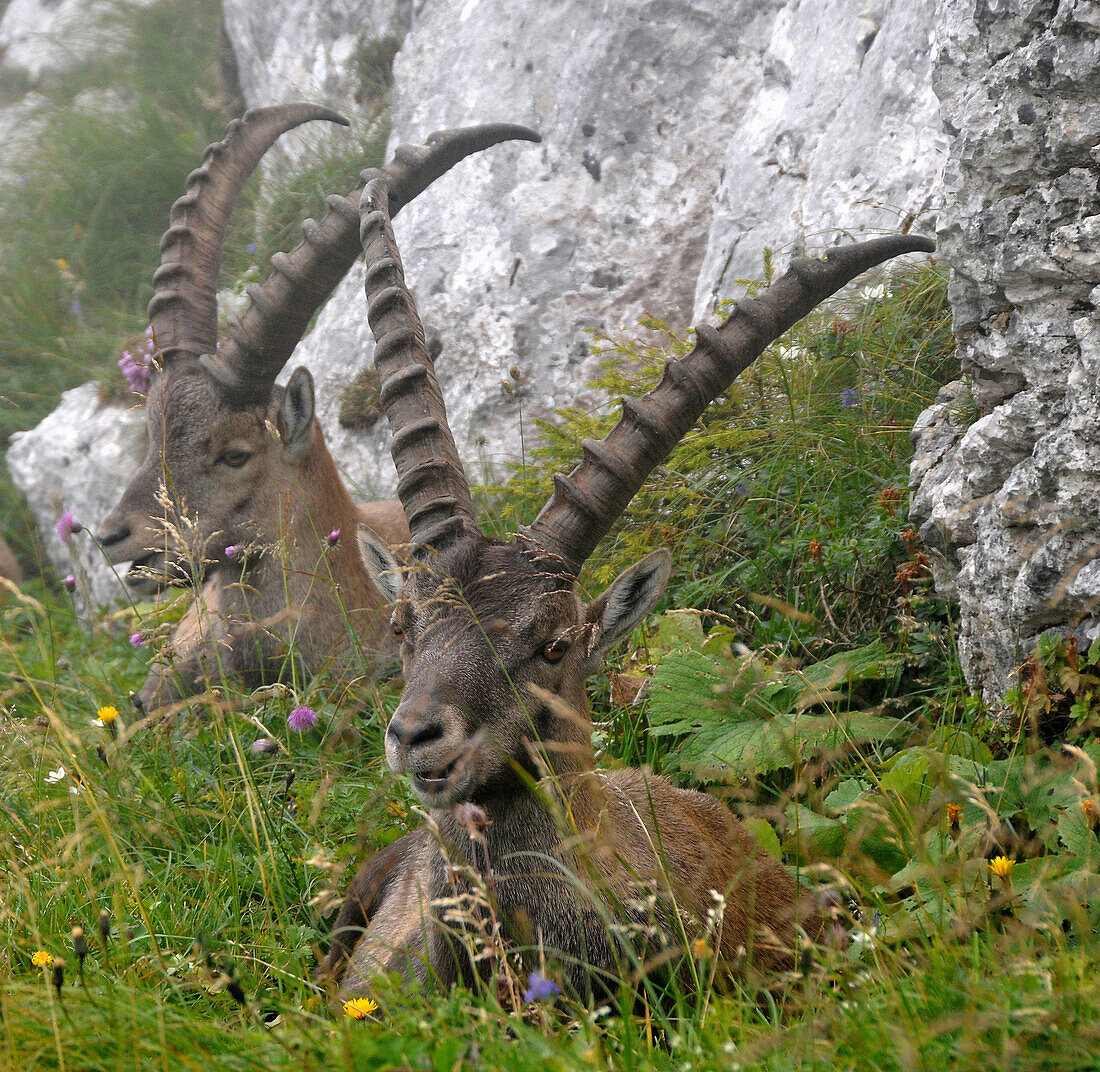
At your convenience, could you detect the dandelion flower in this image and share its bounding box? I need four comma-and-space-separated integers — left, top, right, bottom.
287, 706, 317, 732
95, 705, 119, 725
1082, 799, 1098, 828
31, 950, 53, 970
946, 803, 962, 829
523, 971, 561, 1003
989, 856, 1016, 881
342, 996, 378, 1019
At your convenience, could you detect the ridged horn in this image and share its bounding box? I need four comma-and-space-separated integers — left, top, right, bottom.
148, 103, 349, 367
205, 123, 542, 404
359, 175, 478, 554
523, 234, 937, 575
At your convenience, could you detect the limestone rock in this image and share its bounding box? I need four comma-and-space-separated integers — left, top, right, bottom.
909, 1, 1100, 706
8, 0, 945, 603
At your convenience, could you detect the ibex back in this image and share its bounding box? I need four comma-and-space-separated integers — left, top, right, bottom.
319, 167, 935, 1001
97, 107, 539, 712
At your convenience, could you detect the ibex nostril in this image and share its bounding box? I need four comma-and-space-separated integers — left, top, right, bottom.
99, 524, 132, 548
387, 718, 444, 751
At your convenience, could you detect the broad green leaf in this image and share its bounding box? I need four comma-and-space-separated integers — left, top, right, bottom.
742, 816, 782, 858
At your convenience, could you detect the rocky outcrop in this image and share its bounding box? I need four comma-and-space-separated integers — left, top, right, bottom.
909, 0, 1100, 706
6, 0, 944, 606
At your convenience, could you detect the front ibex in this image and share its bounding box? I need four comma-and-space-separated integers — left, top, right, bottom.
97, 105, 538, 712
319, 167, 934, 1000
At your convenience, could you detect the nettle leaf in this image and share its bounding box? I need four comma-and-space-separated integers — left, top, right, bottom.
647, 640, 906, 779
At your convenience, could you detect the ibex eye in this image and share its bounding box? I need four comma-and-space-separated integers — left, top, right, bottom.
542, 638, 570, 663
219, 449, 250, 468
391, 621, 405, 640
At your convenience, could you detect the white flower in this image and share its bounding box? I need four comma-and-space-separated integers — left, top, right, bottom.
45, 765, 66, 784
69, 785, 80, 796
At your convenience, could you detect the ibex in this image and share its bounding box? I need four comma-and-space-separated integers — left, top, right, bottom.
317, 168, 934, 1000
96, 105, 538, 712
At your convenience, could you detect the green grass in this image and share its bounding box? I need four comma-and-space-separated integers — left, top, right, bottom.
2, 268, 1098, 1070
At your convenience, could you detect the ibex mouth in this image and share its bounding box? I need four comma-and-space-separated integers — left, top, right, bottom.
408, 739, 482, 808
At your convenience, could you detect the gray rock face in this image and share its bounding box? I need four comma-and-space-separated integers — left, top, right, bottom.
909, 0, 1100, 706
7, 0, 945, 603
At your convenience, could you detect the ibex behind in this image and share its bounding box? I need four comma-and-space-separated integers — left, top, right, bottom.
96, 106, 539, 711
318, 171, 935, 1000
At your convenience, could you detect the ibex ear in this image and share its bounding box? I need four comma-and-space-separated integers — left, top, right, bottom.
279, 366, 315, 461
582, 549, 672, 671
357, 524, 406, 603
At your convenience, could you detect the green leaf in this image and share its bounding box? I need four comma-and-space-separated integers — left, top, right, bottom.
647, 641, 908, 779
742, 816, 783, 858
649, 610, 706, 658
824, 778, 867, 813
1058, 802, 1100, 868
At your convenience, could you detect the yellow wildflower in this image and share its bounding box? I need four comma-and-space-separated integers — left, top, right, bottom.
989, 856, 1016, 881
31, 950, 53, 970
342, 996, 379, 1020
946, 803, 962, 829
691, 938, 709, 959
96, 705, 119, 724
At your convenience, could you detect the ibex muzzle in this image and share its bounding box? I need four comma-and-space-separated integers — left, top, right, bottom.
321, 169, 934, 1000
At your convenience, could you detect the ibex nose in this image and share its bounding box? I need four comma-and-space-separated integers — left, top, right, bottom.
387, 694, 444, 751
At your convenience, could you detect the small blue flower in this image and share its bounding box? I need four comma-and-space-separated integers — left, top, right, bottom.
523, 971, 561, 1003
839, 387, 860, 408
246, 241, 258, 255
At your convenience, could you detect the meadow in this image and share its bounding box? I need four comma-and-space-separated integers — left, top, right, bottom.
1, 2, 1098, 1067
2, 259, 1098, 1071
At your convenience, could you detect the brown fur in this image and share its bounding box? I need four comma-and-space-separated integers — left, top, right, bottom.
0, 535, 23, 589
100, 368, 409, 711
328, 537, 820, 1001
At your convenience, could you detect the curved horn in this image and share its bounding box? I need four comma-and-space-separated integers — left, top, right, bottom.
359, 175, 478, 554
523, 234, 937, 575
204, 124, 542, 403
148, 103, 349, 366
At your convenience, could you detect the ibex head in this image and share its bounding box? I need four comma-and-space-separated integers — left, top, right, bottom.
355, 173, 935, 808
98, 109, 540, 592
360, 530, 671, 808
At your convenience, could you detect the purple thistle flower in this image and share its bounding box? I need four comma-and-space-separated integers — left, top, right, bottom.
839, 387, 861, 408
251, 737, 278, 754
326, 528, 341, 546
56, 511, 79, 544
523, 971, 561, 1003
63, 575, 76, 592
118, 348, 151, 393
129, 633, 144, 647
287, 706, 317, 733
225, 545, 237, 559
